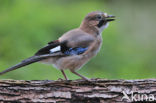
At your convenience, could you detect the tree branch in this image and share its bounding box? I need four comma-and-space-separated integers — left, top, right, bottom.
0, 79, 156, 103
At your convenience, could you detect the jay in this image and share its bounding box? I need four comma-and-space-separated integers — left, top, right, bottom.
0, 11, 115, 81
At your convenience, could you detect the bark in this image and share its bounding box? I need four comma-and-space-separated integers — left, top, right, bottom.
0, 79, 156, 103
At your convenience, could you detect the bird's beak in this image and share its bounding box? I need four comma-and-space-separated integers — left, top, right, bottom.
105, 15, 115, 22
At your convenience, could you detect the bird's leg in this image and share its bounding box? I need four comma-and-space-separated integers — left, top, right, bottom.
70, 70, 90, 81
61, 70, 68, 80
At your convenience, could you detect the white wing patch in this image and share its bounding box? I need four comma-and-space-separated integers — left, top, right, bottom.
50, 46, 61, 53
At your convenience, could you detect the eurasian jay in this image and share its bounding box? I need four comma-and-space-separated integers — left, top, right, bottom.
0, 11, 115, 81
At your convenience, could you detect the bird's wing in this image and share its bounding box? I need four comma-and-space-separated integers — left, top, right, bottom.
35, 33, 95, 56
59, 31, 95, 55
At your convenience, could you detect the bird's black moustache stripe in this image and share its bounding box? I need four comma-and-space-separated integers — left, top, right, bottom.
97, 20, 105, 28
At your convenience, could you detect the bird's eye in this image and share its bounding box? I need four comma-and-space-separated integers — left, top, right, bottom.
96, 15, 102, 20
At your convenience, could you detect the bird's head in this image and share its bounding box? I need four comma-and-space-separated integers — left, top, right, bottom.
80, 11, 115, 35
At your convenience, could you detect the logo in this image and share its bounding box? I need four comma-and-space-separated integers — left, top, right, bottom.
122, 91, 155, 102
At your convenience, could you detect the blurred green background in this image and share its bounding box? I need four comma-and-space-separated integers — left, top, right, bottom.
0, 0, 156, 80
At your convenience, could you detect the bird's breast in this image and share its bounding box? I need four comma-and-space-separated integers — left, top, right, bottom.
86, 35, 102, 58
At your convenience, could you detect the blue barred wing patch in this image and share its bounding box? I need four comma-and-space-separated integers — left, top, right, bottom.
64, 47, 88, 55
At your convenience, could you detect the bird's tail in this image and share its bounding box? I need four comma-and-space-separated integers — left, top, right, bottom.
0, 53, 64, 75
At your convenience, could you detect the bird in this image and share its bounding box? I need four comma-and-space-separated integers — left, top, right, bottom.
0, 11, 115, 81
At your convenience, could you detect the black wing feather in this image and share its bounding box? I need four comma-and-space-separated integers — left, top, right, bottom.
35, 40, 60, 55
35, 40, 69, 56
